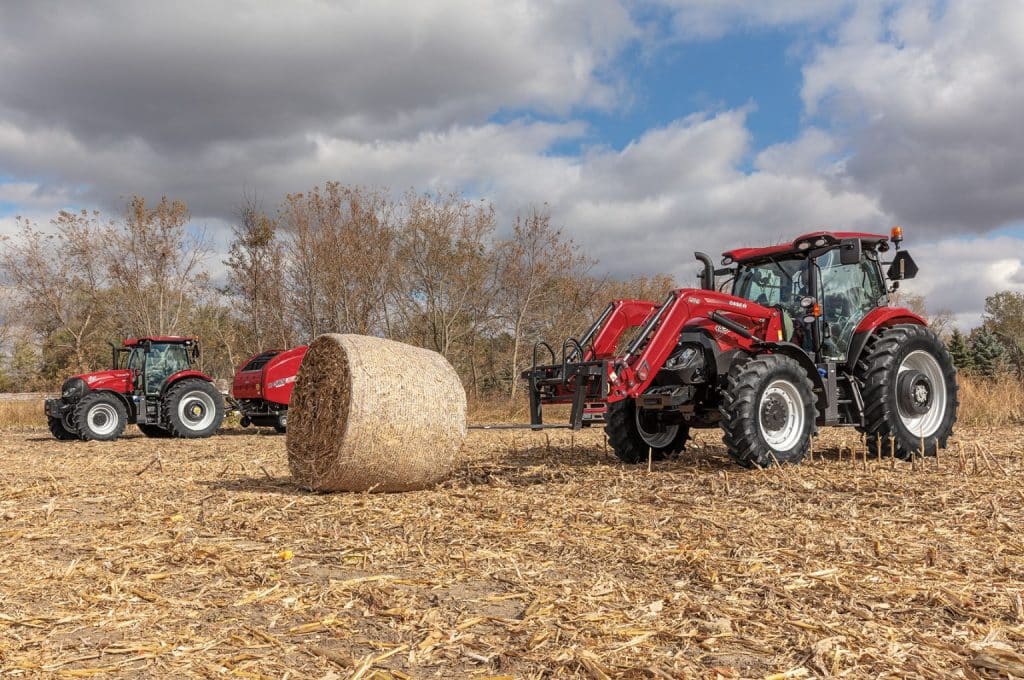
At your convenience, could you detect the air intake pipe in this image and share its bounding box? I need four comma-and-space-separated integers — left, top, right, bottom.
694, 252, 714, 291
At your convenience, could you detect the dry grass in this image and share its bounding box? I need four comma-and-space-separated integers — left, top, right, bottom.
0, 400, 45, 429
0, 424, 1022, 678
958, 375, 1024, 427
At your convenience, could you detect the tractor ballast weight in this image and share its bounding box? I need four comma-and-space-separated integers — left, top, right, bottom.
231, 345, 309, 433
45, 336, 225, 441
523, 229, 958, 467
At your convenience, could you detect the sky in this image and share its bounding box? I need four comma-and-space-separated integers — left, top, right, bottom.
2, 0, 1024, 329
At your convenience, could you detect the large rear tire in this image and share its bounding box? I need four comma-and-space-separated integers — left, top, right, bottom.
857, 324, 958, 459
605, 399, 689, 464
48, 415, 78, 441
75, 392, 127, 441
163, 380, 224, 438
720, 354, 816, 468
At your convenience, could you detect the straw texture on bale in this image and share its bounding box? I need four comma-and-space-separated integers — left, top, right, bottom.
287, 333, 466, 492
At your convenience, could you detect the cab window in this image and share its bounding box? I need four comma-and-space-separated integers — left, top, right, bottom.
817, 249, 886, 358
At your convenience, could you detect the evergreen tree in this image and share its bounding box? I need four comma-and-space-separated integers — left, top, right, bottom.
946, 327, 973, 373
970, 328, 1007, 378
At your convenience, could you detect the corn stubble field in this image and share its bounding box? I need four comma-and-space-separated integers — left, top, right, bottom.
1, 404, 1023, 679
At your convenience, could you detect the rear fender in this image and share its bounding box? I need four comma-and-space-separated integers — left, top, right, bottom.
846, 307, 927, 372
162, 370, 214, 394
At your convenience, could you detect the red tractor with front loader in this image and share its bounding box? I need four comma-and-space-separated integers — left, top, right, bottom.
524, 228, 958, 467
45, 336, 225, 441
231, 345, 308, 433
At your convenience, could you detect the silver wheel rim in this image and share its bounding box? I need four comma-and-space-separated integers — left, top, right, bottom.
635, 407, 679, 449
759, 379, 805, 451
178, 391, 216, 431
897, 350, 946, 438
87, 403, 119, 436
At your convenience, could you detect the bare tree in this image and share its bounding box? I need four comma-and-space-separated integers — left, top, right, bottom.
0, 210, 111, 373
394, 192, 497, 360
280, 183, 398, 339
224, 196, 293, 352
496, 208, 591, 401
106, 196, 210, 336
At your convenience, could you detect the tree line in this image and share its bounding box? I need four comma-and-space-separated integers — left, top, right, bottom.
0, 185, 673, 397
2, 184, 1022, 394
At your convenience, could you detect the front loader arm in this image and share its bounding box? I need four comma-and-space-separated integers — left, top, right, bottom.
611, 290, 782, 401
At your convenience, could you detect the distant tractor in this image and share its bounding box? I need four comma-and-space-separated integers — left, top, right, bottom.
45, 336, 225, 441
232, 345, 308, 433
523, 228, 958, 467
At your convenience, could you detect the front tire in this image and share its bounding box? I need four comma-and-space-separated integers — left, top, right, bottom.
605, 399, 689, 464
74, 393, 127, 441
720, 354, 816, 468
857, 324, 958, 459
163, 380, 224, 438
48, 415, 78, 441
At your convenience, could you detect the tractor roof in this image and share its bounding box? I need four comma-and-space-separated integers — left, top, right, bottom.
723, 231, 890, 264
123, 336, 197, 347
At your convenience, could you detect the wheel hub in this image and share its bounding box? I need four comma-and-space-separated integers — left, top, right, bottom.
898, 369, 932, 416
760, 393, 790, 432
186, 401, 206, 421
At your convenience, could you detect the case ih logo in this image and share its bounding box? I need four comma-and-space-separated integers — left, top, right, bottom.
728, 300, 748, 309
268, 376, 297, 389
85, 375, 100, 384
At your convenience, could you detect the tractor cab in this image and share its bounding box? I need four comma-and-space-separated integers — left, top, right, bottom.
118, 337, 199, 395
724, 230, 913, 361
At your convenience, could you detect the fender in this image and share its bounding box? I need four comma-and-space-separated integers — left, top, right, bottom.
85, 389, 134, 415
761, 342, 826, 394
162, 369, 214, 394
846, 306, 927, 372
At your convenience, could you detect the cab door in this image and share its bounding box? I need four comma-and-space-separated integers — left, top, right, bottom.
816, 249, 886, 360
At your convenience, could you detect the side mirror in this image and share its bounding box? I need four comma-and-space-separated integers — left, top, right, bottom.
839, 237, 861, 266
887, 250, 918, 280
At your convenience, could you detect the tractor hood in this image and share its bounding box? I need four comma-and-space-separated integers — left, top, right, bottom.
66, 369, 133, 396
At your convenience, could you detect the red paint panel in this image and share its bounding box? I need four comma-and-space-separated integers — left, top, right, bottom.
854, 306, 926, 334
76, 369, 133, 394
723, 231, 889, 263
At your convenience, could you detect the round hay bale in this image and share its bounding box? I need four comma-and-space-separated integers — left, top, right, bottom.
287, 334, 467, 492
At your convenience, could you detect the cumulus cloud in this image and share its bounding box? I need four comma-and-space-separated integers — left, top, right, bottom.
905, 235, 1024, 328
802, 0, 1024, 233
0, 1, 633, 149
655, 0, 852, 40
2, 0, 1023, 329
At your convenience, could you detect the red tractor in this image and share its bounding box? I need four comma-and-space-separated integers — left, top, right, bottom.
524, 228, 958, 467
45, 336, 225, 441
231, 345, 308, 433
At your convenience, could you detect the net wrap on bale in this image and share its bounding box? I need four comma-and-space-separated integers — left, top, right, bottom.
287, 334, 467, 492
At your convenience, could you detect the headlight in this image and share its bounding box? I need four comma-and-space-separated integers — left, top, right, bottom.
665, 345, 702, 369
61, 378, 88, 401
